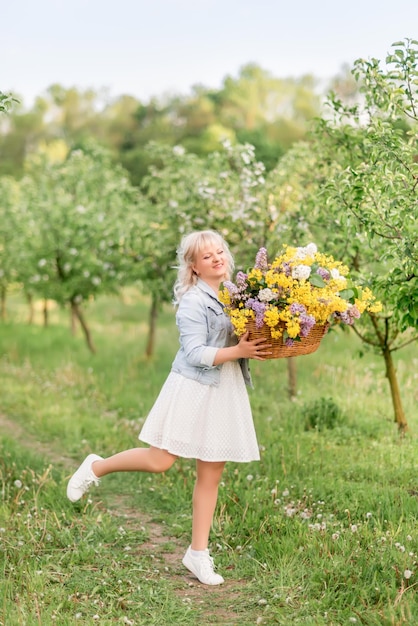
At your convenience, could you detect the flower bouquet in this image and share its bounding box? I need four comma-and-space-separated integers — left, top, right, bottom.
219, 243, 382, 359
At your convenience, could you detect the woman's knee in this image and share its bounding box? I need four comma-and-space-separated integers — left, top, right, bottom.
196, 460, 226, 485
149, 447, 177, 472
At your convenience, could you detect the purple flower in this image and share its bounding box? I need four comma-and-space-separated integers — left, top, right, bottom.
236, 271, 248, 290
317, 267, 330, 281
336, 311, 352, 325
299, 313, 316, 337
254, 247, 268, 271
245, 298, 267, 328
223, 280, 240, 297
290, 303, 306, 315
281, 262, 292, 277
285, 337, 295, 347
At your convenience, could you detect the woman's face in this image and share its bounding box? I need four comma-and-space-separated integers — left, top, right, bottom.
192, 242, 227, 286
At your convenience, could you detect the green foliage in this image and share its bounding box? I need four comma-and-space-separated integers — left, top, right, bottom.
17, 142, 142, 305
0, 91, 18, 113
302, 396, 346, 431
0, 293, 417, 624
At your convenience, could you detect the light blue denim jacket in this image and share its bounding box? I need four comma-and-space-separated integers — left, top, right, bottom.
171, 279, 252, 387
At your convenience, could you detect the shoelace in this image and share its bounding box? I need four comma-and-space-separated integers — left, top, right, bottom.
199, 554, 218, 577
77, 474, 99, 490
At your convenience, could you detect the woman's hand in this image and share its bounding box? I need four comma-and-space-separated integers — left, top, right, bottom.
237, 331, 272, 360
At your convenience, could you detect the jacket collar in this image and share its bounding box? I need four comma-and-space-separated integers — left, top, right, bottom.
196, 278, 222, 303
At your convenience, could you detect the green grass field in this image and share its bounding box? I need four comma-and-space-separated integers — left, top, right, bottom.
1, 290, 417, 625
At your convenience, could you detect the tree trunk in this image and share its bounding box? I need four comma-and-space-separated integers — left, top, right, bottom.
26, 293, 34, 324
383, 346, 408, 434
43, 299, 49, 327
146, 294, 159, 358
367, 314, 409, 433
70, 305, 77, 335
70, 301, 96, 353
287, 357, 297, 399
0, 286, 6, 320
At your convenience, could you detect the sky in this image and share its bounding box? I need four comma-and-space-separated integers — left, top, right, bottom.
3, 0, 418, 107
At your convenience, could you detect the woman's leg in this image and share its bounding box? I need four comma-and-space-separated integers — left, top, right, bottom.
93, 446, 177, 477
67, 446, 177, 502
191, 460, 226, 550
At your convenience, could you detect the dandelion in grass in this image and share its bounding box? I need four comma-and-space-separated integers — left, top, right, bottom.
404, 569, 413, 580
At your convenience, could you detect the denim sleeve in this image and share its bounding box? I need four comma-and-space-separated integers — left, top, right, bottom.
176, 294, 218, 368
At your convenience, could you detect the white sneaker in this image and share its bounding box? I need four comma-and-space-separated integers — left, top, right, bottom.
67, 454, 103, 502
182, 546, 224, 585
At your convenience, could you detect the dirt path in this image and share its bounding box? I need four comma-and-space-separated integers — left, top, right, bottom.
0, 413, 243, 624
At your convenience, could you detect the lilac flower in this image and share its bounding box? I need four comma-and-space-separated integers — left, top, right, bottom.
299, 313, 316, 337
285, 337, 295, 346
292, 265, 311, 280
236, 271, 248, 290
223, 280, 240, 297
254, 247, 268, 271
258, 288, 276, 302
290, 303, 306, 315
349, 305, 361, 319
336, 311, 352, 325
245, 298, 267, 327
281, 262, 292, 277
317, 267, 330, 281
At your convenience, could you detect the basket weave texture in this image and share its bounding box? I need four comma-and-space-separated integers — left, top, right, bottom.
246, 320, 328, 359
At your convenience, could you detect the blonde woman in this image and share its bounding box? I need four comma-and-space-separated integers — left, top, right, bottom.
67, 230, 270, 585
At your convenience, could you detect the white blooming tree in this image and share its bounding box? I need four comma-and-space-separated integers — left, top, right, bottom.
19, 143, 141, 352
0, 176, 22, 318
138, 140, 270, 355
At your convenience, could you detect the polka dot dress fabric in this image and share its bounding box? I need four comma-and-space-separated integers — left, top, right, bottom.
139, 361, 260, 462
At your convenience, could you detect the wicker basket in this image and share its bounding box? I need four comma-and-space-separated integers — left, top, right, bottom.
246, 320, 328, 359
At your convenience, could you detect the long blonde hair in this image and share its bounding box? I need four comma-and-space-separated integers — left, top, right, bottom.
173, 230, 234, 305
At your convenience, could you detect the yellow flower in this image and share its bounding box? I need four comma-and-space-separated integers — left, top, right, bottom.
220, 243, 382, 342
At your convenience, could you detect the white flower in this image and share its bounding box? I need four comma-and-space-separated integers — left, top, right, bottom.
38, 259, 47, 267
258, 288, 276, 302
330, 268, 342, 280
14, 480, 22, 488
91, 277, 101, 286
292, 265, 311, 280
305, 243, 317, 256
173, 145, 185, 156
404, 569, 413, 579
292, 243, 317, 261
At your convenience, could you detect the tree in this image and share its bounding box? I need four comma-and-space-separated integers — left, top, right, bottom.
0, 92, 18, 114
0, 176, 21, 318
19, 142, 142, 352
272, 39, 418, 431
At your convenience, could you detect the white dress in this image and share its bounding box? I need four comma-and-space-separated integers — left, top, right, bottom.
139, 361, 260, 463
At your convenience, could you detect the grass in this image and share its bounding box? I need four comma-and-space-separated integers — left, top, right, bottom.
1, 290, 417, 625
